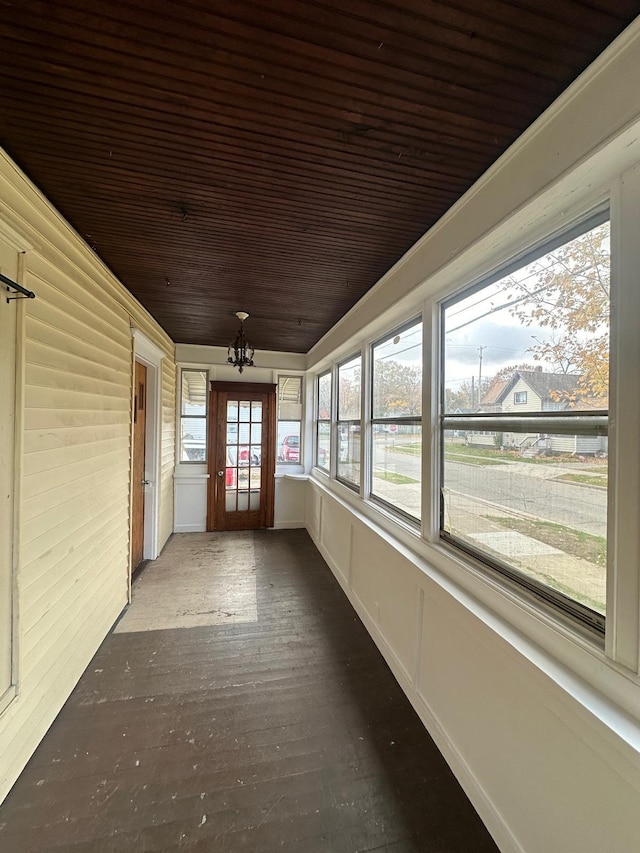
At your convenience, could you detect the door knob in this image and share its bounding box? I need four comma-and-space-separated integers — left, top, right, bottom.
141, 479, 150, 486
217, 470, 224, 477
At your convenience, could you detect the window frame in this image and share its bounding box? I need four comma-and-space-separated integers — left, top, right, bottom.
369, 316, 423, 525
513, 391, 527, 405
438, 209, 610, 635
315, 370, 332, 473
178, 368, 209, 464
336, 352, 362, 491
276, 374, 303, 466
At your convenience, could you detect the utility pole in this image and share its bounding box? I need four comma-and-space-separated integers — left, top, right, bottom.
478, 345, 487, 408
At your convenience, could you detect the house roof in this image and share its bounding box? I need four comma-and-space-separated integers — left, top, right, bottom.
498, 370, 582, 403
480, 377, 509, 407
0, 2, 637, 352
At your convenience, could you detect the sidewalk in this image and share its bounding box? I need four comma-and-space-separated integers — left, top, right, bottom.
371, 475, 606, 614
443, 492, 605, 613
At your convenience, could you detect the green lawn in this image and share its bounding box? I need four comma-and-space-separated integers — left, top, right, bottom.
373, 469, 418, 485
391, 443, 422, 457
444, 442, 595, 466
486, 515, 607, 567
445, 452, 504, 466
555, 472, 608, 487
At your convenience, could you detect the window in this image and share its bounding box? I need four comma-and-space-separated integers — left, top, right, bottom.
441, 214, 609, 631
370, 319, 422, 521
316, 371, 331, 471
277, 375, 302, 464
337, 355, 361, 488
179, 369, 208, 462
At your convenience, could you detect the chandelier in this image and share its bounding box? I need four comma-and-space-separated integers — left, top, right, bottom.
227, 311, 255, 373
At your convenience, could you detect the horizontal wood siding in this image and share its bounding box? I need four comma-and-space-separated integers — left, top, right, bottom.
502, 379, 542, 413
0, 150, 175, 804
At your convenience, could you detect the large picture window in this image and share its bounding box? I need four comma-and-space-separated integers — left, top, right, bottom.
337, 355, 361, 488
370, 319, 422, 521
441, 213, 609, 631
179, 369, 208, 462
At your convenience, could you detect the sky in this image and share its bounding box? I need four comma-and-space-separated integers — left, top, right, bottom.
444, 219, 610, 389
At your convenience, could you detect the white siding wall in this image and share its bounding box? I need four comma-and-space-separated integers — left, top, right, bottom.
501, 378, 542, 414
0, 150, 175, 803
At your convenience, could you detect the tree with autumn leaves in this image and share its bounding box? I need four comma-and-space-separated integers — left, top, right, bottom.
505, 221, 610, 404
372, 359, 422, 417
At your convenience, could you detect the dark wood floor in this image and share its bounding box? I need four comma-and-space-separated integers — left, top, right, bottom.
0, 530, 498, 852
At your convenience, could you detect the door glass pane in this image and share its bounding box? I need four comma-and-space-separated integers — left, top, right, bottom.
222, 393, 265, 518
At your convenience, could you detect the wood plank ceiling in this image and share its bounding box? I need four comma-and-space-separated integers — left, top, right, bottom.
0, 1, 638, 353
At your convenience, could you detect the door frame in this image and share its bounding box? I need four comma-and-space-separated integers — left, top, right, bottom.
0, 224, 29, 716
207, 381, 277, 531
130, 329, 164, 588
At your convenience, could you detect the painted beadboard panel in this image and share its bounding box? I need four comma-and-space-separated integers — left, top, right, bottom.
0, 149, 176, 805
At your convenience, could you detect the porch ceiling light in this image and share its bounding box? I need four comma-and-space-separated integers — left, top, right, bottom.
228, 311, 255, 373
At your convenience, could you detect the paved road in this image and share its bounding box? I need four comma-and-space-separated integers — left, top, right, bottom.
375, 442, 607, 537
443, 460, 606, 536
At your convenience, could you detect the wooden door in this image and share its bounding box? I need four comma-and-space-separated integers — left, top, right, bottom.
131, 361, 147, 571
208, 382, 276, 531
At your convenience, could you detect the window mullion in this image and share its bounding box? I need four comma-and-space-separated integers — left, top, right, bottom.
606, 168, 640, 670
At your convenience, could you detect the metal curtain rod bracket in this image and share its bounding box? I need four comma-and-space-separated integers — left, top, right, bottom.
1, 271, 36, 303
